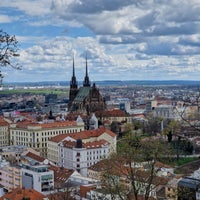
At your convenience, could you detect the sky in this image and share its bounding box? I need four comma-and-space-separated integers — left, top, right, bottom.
1, 0, 200, 83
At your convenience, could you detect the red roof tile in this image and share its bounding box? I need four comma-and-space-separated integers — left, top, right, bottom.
0, 188, 45, 200
68, 127, 116, 140
49, 127, 116, 143
25, 152, 45, 163
49, 165, 74, 184
62, 139, 109, 149
15, 120, 77, 129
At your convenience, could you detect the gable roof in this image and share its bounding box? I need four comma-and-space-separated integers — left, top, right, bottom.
68, 127, 116, 140
23, 152, 46, 164
0, 188, 45, 200
49, 165, 75, 184
49, 127, 116, 144
48, 133, 69, 143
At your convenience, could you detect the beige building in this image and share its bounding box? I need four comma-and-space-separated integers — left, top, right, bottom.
0, 160, 22, 192
10, 120, 85, 157
0, 117, 9, 147
47, 134, 70, 165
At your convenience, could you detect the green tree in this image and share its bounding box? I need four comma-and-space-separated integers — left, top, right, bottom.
101, 135, 172, 200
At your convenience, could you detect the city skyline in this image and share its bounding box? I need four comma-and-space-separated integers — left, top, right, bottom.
1, 0, 200, 82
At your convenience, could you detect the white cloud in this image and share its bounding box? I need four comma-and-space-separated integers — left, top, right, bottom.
0, 15, 12, 23
2, 0, 200, 81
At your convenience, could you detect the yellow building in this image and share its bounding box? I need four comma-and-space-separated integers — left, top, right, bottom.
0, 117, 9, 147
10, 120, 85, 157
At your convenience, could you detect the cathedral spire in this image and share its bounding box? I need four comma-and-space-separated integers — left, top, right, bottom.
70, 55, 77, 88
83, 53, 91, 87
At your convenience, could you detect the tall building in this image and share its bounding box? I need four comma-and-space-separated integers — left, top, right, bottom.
68, 56, 106, 114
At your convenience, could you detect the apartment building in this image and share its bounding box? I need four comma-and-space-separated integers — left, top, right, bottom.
0, 117, 9, 146
10, 119, 85, 157
0, 158, 22, 192
48, 127, 116, 176
21, 163, 54, 193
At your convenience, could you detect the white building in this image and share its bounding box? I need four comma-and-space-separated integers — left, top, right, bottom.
48, 127, 116, 176
59, 139, 110, 176
21, 163, 54, 194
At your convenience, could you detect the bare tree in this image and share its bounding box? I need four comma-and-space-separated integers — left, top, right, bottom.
99, 135, 172, 200
0, 29, 21, 83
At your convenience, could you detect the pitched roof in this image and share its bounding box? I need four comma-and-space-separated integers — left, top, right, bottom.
24, 152, 46, 163
15, 120, 77, 129
68, 127, 116, 140
96, 109, 127, 117
49, 127, 116, 143
48, 133, 69, 143
49, 165, 74, 184
0, 116, 8, 126
74, 86, 91, 102
46, 191, 75, 200
62, 139, 109, 149
0, 188, 45, 200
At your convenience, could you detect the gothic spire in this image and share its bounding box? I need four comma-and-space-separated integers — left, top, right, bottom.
70, 55, 77, 88
83, 53, 91, 87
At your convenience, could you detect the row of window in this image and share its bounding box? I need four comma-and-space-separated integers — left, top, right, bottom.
12, 128, 81, 137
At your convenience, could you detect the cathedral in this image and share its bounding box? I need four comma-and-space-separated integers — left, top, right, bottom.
68, 57, 106, 114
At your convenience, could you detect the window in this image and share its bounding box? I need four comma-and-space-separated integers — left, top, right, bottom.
76, 152, 80, 157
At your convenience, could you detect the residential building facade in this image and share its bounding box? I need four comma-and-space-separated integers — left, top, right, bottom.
48, 127, 116, 176
21, 163, 54, 193
10, 120, 85, 157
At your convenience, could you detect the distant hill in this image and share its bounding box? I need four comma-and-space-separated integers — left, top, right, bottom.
3, 80, 200, 87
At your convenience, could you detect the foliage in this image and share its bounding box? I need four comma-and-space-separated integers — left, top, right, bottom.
144, 117, 163, 135
101, 135, 173, 200
176, 157, 199, 166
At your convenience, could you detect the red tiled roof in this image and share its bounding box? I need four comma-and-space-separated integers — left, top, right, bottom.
25, 152, 45, 162
62, 139, 109, 149
62, 140, 77, 148
15, 120, 77, 129
49, 165, 74, 183
84, 140, 109, 149
49, 127, 116, 143
96, 109, 127, 117
0, 188, 45, 200
47, 191, 74, 200
49, 133, 69, 143
0, 116, 8, 126
68, 127, 116, 140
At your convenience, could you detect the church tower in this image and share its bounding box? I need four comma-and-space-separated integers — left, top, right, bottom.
68, 56, 78, 110
83, 55, 91, 87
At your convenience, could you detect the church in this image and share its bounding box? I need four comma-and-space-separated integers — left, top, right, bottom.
68, 57, 106, 114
